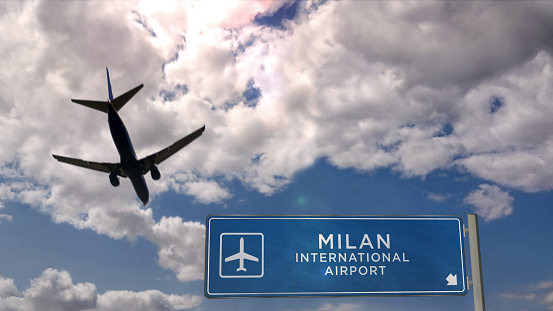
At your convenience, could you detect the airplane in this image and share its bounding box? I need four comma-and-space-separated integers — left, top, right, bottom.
224, 237, 258, 272
52, 68, 205, 205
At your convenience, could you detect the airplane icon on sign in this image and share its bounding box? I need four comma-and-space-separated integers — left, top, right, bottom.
225, 237, 259, 271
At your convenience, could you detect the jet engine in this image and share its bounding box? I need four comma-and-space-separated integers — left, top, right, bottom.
109, 173, 120, 187
151, 165, 161, 181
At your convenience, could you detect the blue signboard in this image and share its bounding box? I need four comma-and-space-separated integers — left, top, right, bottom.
205, 216, 466, 298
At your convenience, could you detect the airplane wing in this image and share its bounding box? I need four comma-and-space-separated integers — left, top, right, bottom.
242, 253, 258, 262
138, 125, 205, 174
52, 154, 127, 177
224, 253, 241, 262
224, 252, 258, 262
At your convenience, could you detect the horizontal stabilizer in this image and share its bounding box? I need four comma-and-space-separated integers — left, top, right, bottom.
70, 84, 143, 113
71, 99, 109, 113
112, 84, 143, 111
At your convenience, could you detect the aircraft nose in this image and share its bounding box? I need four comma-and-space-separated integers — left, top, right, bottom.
139, 192, 149, 205
135, 183, 149, 205
130, 175, 150, 205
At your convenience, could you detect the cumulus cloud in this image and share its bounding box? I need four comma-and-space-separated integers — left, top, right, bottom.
0, 183, 205, 282
463, 184, 514, 221
170, 174, 231, 204
148, 216, 205, 282
97, 290, 201, 311
1, 268, 96, 311
0, 277, 19, 299
3, 0, 553, 284
0, 268, 201, 311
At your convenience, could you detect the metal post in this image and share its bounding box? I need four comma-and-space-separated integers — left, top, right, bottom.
468, 214, 486, 311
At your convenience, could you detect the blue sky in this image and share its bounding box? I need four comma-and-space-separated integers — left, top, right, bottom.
1, 1, 553, 310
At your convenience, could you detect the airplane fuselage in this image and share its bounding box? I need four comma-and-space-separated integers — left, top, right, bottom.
237, 257, 247, 272
107, 101, 149, 205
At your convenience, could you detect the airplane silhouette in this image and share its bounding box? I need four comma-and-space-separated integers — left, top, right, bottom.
52, 68, 205, 205
225, 237, 259, 272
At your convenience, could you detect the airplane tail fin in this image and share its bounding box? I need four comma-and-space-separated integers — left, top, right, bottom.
107, 67, 114, 101
106, 67, 144, 111
70, 67, 143, 113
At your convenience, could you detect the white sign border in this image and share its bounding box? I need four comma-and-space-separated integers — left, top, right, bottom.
219, 232, 264, 279
206, 216, 467, 297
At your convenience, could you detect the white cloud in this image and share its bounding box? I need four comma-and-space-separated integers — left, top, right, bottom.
1, 268, 97, 311
0, 277, 19, 299
463, 184, 514, 221
147, 216, 205, 282
501, 280, 553, 310
427, 192, 452, 203
0, 268, 201, 311
0, 182, 205, 281
455, 51, 553, 192
0, 182, 47, 211
171, 174, 231, 204
97, 290, 201, 311
0, 214, 12, 223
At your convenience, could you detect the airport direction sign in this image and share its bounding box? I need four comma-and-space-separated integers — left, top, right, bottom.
205, 216, 467, 298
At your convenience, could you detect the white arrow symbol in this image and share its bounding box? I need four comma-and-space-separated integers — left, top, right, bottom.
446, 273, 458, 286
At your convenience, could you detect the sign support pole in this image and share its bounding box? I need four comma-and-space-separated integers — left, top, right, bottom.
468, 214, 486, 311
